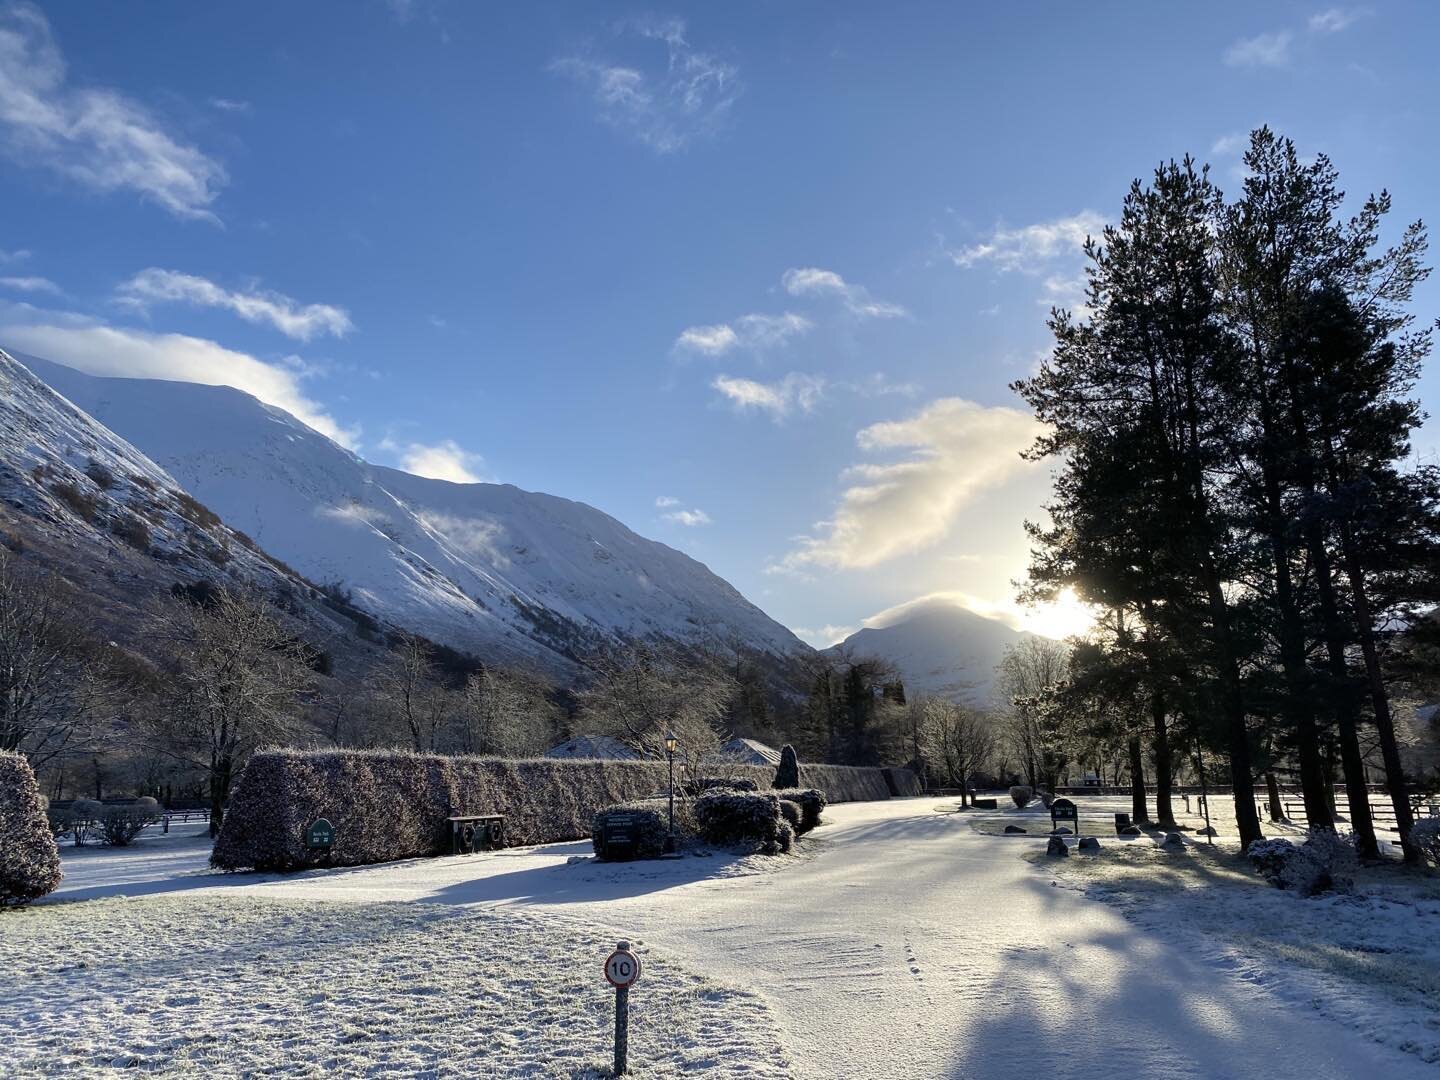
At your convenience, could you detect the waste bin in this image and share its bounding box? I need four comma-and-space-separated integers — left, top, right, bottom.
1114, 812, 1131, 833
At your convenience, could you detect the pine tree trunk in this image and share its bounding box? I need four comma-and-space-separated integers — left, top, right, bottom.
1265, 771, 1284, 822
1341, 531, 1419, 862
1128, 736, 1150, 824
1150, 694, 1177, 827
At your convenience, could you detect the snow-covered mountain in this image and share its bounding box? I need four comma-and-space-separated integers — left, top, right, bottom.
830, 599, 1030, 705
12, 352, 807, 672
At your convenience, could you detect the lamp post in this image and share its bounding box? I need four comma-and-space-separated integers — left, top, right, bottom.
664, 732, 679, 854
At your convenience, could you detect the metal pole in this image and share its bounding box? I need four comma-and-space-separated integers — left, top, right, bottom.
614, 985, 629, 1074
667, 748, 675, 853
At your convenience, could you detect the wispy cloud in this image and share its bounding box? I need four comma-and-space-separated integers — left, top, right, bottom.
1223, 30, 1293, 68
781, 267, 907, 319
946, 211, 1106, 273
712, 372, 825, 420
655, 495, 681, 508
790, 623, 857, 648
0, 3, 226, 221
771, 397, 1042, 571
0, 275, 59, 294
0, 247, 31, 265
675, 312, 811, 357
115, 268, 353, 342
550, 17, 739, 153
382, 438, 486, 484
208, 97, 251, 113
0, 317, 355, 446
1309, 7, 1367, 33
662, 507, 711, 527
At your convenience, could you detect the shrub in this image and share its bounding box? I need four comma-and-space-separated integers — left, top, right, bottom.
1410, 816, 1440, 866
882, 767, 924, 797
686, 776, 758, 796
1009, 785, 1034, 808
50, 480, 100, 522
1247, 830, 1358, 895
1037, 789, 1056, 809
0, 751, 63, 906
694, 790, 792, 855
96, 800, 162, 847
592, 802, 670, 861
775, 744, 800, 790
777, 799, 801, 832
84, 460, 116, 489
776, 788, 826, 835
110, 512, 151, 551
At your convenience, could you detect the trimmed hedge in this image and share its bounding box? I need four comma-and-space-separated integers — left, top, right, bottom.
1, 751, 63, 906
776, 788, 827, 835
882, 767, 924, 797
694, 791, 793, 854
213, 749, 918, 872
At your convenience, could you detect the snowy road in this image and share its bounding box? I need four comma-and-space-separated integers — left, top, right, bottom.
45, 801, 1433, 1079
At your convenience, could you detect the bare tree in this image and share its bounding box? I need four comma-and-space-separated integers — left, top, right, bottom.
451, 666, 557, 757
575, 645, 734, 774
151, 588, 316, 836
365, 633, 449, 752
995, 637, 1071, 788
918, 699, 997, 806
0, 551, 118, 770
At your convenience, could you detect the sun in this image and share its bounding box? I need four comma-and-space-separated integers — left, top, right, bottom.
1015, 588, 1097, 640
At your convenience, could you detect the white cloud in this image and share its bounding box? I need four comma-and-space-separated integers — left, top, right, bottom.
663, 507, 711, 527
790, 623, 857, 648
0, 318, 356, 446
0, 247, 30, 265
654, 495, 680, 507
1211, 132, 1247, 156
385, 438, 486, 484
781, 267, 907, 319
116, 268, 353, 341
0, 4, 226, 221
840, 373, 921, 399
1223, 31, 1293, 68
774, 397, 1044, 571
208, 97, 251, 113
712, 372, 825, 420
550, 17, 739, 153
1309, 7, 1365, 33
0, 275, 59, 294
674, 312, 811, 356
947, 211, 1106, 273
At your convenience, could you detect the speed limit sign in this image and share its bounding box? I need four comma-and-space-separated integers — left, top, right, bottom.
604, 948, 642, 987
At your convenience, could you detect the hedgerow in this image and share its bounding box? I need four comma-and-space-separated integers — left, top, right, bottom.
694, 790, 793, 854
213, 749, 914, 872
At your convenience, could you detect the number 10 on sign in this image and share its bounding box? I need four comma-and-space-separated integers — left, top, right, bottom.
605, 941, 641, 1075
605, 948, 641, 987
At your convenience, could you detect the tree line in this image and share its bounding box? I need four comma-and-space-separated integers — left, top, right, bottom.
1013, 128, 1440, 860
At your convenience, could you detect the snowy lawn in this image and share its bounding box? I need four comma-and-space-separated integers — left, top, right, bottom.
0, 895, 792, 1078
1033, 837, 1440, 1065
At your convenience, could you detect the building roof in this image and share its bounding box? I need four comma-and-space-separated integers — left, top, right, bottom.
718, 737, 782, 766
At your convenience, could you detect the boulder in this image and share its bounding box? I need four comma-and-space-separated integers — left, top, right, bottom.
1195, 825, 1217, 836
1050, 826, 1072, 836
1004, 825, 1027, 835
1119, 825, 1143, 836
1045, 836, 1069, 857
1078, 836, 1101, 852
1160, 832, 1186, 848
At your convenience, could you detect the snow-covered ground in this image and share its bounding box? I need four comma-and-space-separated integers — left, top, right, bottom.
10, 799, 1438, 1078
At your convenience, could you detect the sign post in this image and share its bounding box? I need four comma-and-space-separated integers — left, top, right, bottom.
305, 818, 335, 851
604, 940, 642, 1075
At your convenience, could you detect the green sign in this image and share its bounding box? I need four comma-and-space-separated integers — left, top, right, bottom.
305, 818, 335, 849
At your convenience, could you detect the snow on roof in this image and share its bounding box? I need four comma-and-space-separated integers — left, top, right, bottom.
544, 735, 645, 761
717, 738, 782, 766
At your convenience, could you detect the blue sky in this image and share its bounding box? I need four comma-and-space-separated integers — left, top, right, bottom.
2, 1, 1438, 645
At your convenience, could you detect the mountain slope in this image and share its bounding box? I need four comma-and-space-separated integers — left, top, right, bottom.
831, 599, 1031, 705
15, 352, 807, 672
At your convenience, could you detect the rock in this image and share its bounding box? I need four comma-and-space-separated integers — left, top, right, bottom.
1078, 836, 1101, 852
1004, 825, 1027, 834
1119, 825, 1142, 836
1160, 832, 1186, 848
1050, 826, 1072, 836
1196, 825, 1217, 836
1046, 836, 1069, 857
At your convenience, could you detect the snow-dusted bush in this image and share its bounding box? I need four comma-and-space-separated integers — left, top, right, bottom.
1038, 789, 1056, 810
0, 751, 63, 906
68, 799, 103, 845
1009, 785, 1033, 808
777, 798, 801, 833
592, 801, 671, 860
694, 790, 793, 854
213, 749, 899, 872
1409, 816, 1440, 866
686, 776, 758, 796
776, 788, 826, 835
882, 767, 924, 796
96, 800, 162, 847
1247, 830, 1358, 895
